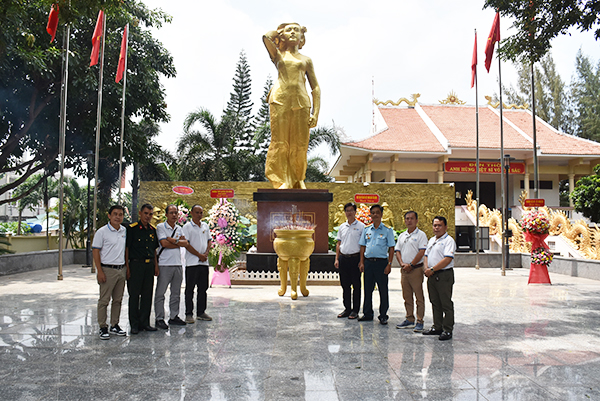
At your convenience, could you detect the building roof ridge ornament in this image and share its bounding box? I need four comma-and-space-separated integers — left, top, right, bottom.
484, 95, 528, 110
439, 91, 466, 105
373, 93, 420, 107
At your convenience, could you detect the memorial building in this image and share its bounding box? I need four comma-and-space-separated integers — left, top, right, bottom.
329, 95, 600, 210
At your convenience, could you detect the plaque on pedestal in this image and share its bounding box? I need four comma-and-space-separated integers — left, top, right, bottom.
253, 189, 333, 254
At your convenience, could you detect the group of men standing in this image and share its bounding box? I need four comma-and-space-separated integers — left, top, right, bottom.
93, 203, 212, 340
334, 203, 456, 341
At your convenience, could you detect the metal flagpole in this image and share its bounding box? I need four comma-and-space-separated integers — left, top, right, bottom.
498, 40, 506, 277
531, 62, 539, 198
92, 11, 106, 274
117, 23, 129, 204
474, 29, 480, 270
57, 19, 71, 281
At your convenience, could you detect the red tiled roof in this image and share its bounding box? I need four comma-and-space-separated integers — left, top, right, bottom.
503, 110, 600, 155
419, 105, 533, 150
345, 108, 446, 152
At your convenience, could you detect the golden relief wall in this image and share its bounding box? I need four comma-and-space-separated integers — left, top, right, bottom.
139, 181, 455, 239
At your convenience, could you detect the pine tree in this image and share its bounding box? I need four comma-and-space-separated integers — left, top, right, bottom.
572, 51, 600, 142
225, 50, 254, 151
254, 75, 273, 158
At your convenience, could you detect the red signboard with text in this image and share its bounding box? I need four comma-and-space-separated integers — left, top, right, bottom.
210, 189, 235, 198
354, 193, 380, 204
445, 161, 525, 174
524, 199, 545, 207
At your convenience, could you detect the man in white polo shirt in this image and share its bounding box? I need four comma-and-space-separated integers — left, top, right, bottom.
93, 205, 127, 340
182, 205, 212, 323
154, 204, 189, 329
395, 211, 428, 332
334, 202, 365, 319
423, 216, 456, 341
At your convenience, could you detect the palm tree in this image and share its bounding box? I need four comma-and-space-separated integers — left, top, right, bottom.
178, 109, 245, 181
61, 177, 87, 249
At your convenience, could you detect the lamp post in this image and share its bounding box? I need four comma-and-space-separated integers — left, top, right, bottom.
83, 150, 94, 267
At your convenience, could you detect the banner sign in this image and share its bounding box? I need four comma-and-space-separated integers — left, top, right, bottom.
210, 189, 235, 198
524, 199, 545, 207
172, 186, 194, 195
445, 161, 525, 174
354, 193, 380, 204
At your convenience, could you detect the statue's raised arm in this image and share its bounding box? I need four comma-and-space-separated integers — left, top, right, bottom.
262, 23, 320, 190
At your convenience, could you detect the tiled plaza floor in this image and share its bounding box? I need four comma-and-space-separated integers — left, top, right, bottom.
1, 265, 599, 400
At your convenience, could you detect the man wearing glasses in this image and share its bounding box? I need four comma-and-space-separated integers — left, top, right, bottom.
394, 211, 428, 332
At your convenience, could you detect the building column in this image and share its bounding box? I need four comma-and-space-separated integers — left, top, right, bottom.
524, 173, 530, 196
389, 155, 399, 183
437, 156, 447, 183
569, 172, 575, 207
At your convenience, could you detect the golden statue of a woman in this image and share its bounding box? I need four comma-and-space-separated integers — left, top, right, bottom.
263, 23, 321, 189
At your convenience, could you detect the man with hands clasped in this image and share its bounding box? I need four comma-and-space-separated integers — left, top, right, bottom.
395, 211, 428, 332
358, 204, 396, 325
423, 216, 456, 341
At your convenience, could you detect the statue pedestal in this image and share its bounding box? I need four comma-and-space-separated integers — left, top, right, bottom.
248, 189, 333, 272
253, 189, 332, 253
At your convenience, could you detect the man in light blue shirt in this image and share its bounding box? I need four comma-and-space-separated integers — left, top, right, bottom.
358, 204, 396, 324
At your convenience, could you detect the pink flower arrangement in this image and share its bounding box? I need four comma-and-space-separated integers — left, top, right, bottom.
521, 210, 550, 235
356, 204, 372, 225
531, 247, 553, 266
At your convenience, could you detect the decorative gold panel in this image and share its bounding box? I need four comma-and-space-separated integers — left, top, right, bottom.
139, 181, 455, 239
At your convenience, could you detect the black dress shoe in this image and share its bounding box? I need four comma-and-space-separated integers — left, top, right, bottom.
168, 316, 186, 326
337, 310, 351, 318
348, 311, 358, 319
439, 331, 453, 341
143, 325, 158, 331
155, 320, 168, 330
357, 315, 373, 321
422, 326, 443, 336
379, 316, 388, 325
130, 327, 139, 335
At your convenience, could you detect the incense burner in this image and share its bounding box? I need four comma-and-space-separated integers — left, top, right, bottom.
273, 228, 315, 300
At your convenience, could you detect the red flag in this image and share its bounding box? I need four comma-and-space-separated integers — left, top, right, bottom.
471, 32, 477, 88
46, 4, 59, 43
484, 12, 500, 73
116, 25, 128, 83
90, 10, 104, 66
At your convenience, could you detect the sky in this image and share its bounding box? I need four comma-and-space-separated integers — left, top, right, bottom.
140, 0, 600, 160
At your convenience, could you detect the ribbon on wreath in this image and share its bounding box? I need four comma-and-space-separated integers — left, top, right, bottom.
524, 231, 551, 285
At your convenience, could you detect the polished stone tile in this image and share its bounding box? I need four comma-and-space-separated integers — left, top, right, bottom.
2, 265, 600, 400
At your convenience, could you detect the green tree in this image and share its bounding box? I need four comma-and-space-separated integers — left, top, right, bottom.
178, 109, 245, 181
225, 50, 254, 151
571, 164, 600, 222
13, 174, 44, 235
483, 0, 600, 63
59, 177, 88, 249
502, 54, 570, 132
306, 156, 333, 183
0, 0, 175, 211
571, 51, 600, 141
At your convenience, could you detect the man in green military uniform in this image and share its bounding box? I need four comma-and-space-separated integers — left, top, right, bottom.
126, 203, 159, 334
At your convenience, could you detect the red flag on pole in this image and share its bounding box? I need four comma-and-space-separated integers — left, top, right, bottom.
471, 32, 477, 88
484, 12, 500, 73
90, 10, 104, 66
116, 25, 128, 83
46, 4, 59, 43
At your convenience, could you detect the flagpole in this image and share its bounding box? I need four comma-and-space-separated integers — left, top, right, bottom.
498, 40, 506, 277
117, 24, 129, 204
57, 17, 70, 281
92, 11, 106, 274
474, 29, 480, 270
531, 62, 539, 198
